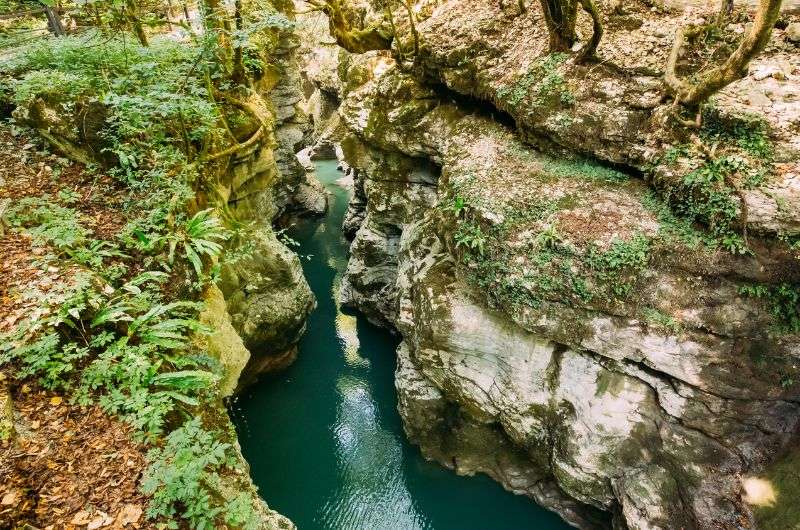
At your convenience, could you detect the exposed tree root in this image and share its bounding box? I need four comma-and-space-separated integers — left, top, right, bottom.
205, 90, 273, 161
576, 0, 603, 62
205, 126, 265, 161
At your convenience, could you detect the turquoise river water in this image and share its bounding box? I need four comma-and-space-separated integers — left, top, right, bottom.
232, 160, 571, 530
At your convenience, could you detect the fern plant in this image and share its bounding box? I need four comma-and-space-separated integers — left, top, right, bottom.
4, 270, 219, 435
454, 221, 487, 256
6, 196, 89, 250
0, 31, 261, 527
167, 209, 229, 278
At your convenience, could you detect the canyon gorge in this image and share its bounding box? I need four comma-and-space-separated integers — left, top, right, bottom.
1, 0, 800, 528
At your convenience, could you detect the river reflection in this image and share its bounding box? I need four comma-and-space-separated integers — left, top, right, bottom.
232, 160, 570, 530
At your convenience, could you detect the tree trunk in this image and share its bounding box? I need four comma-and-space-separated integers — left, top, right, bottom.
125, 0, 149, 46
403, 0, 420, 60
666, 0, 783, 107
538, 0, 578, 52
716, 0, 734, 26
41, 3, 66, 36
202, 0, 234, 70
231, 0, 246, 84
308, 0, 393, 53
93, 4, 103, 28
576, 0, 603, 61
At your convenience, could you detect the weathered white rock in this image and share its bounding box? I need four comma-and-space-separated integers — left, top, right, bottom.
339, 53, 800, 530
787, 22, 800, 43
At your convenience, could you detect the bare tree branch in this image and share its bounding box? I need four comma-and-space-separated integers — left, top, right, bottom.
665, 0, 783, 107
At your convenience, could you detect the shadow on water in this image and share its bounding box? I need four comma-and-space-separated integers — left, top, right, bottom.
230, 160, 571, 530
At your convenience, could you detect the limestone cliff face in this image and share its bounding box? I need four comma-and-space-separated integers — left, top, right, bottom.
296, 8, 350, 157
339, 139, 438, 326
337, 49, 800, 529
207, 14, 327, 382
407, 0, 800, 239
269, 17, 329, 216
213, 127, 315, 381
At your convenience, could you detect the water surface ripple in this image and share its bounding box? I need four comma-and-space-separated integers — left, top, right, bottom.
232, 160, 570, 530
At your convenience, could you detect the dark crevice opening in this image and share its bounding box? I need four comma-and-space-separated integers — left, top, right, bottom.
422, 78, 644, 182
423, 79, 517, 130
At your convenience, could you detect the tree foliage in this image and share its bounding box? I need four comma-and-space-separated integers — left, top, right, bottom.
0, 0, 291, 525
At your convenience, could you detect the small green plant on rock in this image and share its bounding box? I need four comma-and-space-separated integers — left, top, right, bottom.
497, 53, 574, 109
679, 155, 748, 254
701, 106, 773, 160
643, 307, 683, 334
587, 234, 651, 298
652, 108, 775, 256
536, 224, 561, 249
740, 283, 800, 334
454, 221, 487, 256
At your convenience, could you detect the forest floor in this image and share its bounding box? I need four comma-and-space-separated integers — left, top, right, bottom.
0, 123, 153, 529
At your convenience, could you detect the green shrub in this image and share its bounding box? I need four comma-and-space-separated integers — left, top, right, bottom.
0, 29, 261, 528
6, 196, 89, 249
141, 418, 257, 529
12, 69, 92, 104
2, 271, 218, 435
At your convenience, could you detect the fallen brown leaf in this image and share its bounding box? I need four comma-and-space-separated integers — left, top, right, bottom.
70, 510, 93, 525
1, 490, 19, 506
116, 504, 142, 526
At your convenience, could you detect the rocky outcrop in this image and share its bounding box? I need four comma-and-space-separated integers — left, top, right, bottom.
219, 227, 314, 377
198, 285, 252, 397
297, 9, 349, 157
194, 91, 315, 377
395, 343, 609, 529
402, 0, 800, 240
269, 18, 328, 215
339, 138, 438, 326
338, 52, 800, 529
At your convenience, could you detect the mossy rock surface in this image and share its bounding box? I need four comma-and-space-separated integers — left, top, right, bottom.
754, 445, 800, 530
197, 285, 252, 398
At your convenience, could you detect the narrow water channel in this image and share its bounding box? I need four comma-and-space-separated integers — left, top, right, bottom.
232, 160, 571, 530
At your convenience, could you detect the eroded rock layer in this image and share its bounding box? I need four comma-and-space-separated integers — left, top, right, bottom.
338, 50, 800, 529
